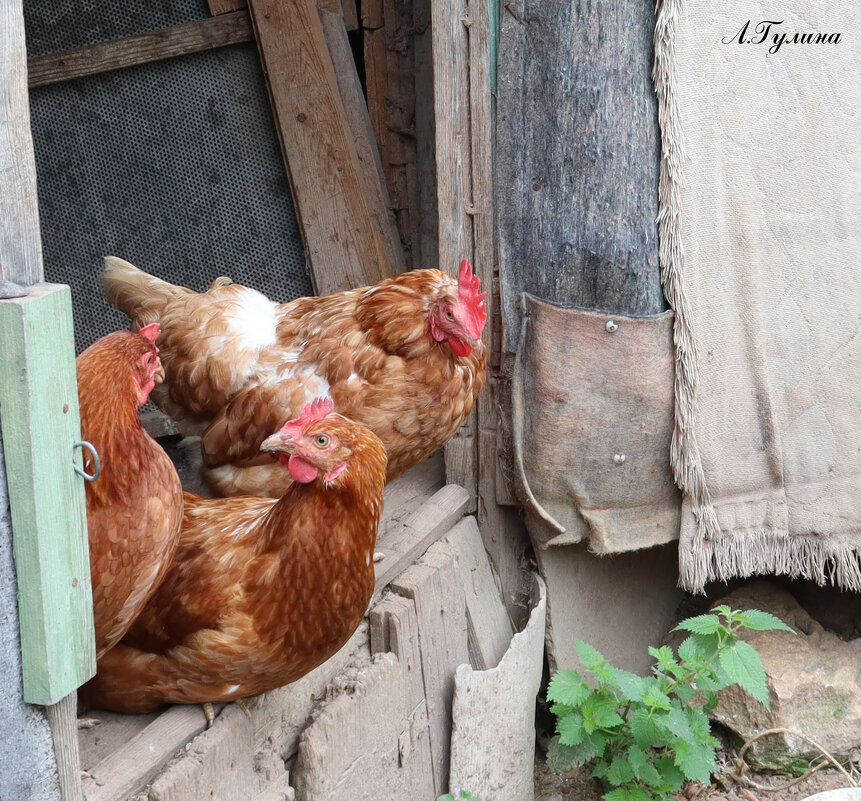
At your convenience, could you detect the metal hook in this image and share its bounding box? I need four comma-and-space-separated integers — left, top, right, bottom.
72, 441, 101, 482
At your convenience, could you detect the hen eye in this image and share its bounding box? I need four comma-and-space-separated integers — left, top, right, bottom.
444, 308, 454, 321
314, 435, 330, 448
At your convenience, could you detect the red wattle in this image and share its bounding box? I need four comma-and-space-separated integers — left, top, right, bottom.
447, 337, 471, 357
288, 453, 319, 483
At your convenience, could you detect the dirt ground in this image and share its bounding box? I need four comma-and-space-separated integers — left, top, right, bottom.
533, 748, 858, 801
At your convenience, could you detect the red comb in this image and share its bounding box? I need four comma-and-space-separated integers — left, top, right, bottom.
457, 259, 488, 340
281, 397, 334, 437
138, 323, 161, 345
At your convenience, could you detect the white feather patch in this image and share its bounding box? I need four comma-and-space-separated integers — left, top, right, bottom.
230, 288, 279, 350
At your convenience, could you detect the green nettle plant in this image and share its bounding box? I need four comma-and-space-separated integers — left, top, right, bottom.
546, 606, 794, 801
434, 791, 481, 801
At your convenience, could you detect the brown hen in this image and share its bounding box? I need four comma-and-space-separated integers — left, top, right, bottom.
80, 398, 387, 713
77, 325, 184, 658
101, 256, 486, 497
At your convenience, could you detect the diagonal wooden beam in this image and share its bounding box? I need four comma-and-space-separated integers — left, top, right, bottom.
27, 11, 254, 88
249, 0, 391, 295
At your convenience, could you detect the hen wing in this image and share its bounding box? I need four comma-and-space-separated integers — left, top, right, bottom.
89, 455, 183, 657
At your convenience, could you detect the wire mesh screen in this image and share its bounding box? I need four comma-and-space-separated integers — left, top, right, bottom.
24, 0, 211, 59
29, 45, 311, 354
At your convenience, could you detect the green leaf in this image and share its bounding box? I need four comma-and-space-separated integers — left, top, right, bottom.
576, 640, 608, 671
673, 682, 697, 702
660, 704, 695, 744
735, 609, 795, 633
673, 738, 717, 783
676, 635, 704, 665
545, 737, 580, 773
649, 645, 676, 671
557, 711, 586, 746
673, 614, 722, 635
550, 702, 574, 717
603, 788, 652, 801
547, 731, 606, 771
606, 755, 635, 787
685, 705, 712, 742
653, 756, 686, 791
591, 761, 609, 780
582, 695, 625, 730
641, 684, 671, 711
628, 746, 663, 786
612, 668, 646, 702
630, 709, 666, 749
719, 640, 771, 708
547, 669, 590, 707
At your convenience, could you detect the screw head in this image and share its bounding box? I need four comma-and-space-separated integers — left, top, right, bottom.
613, 453, 626, 465
605, 320, 619, 333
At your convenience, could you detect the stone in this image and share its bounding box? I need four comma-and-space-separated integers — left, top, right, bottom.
706, 582, 861, 773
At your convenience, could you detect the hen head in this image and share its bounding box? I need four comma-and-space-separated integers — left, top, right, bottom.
260, 398, 383, 486
131, 323, 165, 406
428, 259, 488, 357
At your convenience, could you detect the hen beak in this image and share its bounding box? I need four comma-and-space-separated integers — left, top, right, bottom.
260, 431, 292, 454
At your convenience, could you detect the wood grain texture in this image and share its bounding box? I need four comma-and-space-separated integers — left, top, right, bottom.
390, 541, 470, 795
0, 0, 43, 285
293, 654, 433, 800
45, 693, 82, 801
27, 12, 254, 88
249, 0, 390, 295
496, 0, 665, 352
207, 0, 247, 14
373, 483, 470, 593
449, 576, 546, 801
0, 285, 95, 704
316, 0, 406, 274
81, 705, 210, 801
442, 517, 512, 671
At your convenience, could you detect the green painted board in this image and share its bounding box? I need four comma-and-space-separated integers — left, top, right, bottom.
0, 283, 95, 705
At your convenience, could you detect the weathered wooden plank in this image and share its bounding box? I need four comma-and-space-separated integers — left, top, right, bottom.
373, 484, 469, 593
390, 541, 470, 795
496, 0, 664, 353
45, 693, 81, 801
340, 0, 359, 31
464, 0, 530, 619
148, 705, 256, 801
369, 594, 434, 787
317, 0, 406, 275
370, 594, 426, 712
81, 704, 210, 801
27, 12, 254, 88
435, 0, 478, 506
413, 0, 438, 270
0, 285, 94, 704
249, 0, 390, 295
449, 576, 546, 801
443, 517, 512, 670
207, 0, 247, 14
293, 653, 434, 800
0, 0, 42, 286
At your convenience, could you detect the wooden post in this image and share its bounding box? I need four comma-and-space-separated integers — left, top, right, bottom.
432, 0, 530, 617
497, 0, 665, 352
0, 3, 91, 799
248, 0, 392, 295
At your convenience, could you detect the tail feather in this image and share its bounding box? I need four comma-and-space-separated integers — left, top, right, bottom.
101, 256, 191, 327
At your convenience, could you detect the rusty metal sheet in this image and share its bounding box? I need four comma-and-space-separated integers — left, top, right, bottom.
512, 293, 680, 552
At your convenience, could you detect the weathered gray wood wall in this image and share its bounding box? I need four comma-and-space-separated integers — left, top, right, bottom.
497, 0, 665, 352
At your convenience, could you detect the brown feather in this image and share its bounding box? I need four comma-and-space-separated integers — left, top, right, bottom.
101, 258, 487, 497
80, 414, 387, 712
77, 331, 184, 658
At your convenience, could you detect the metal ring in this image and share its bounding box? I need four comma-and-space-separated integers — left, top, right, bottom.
72, 441, 101, 482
